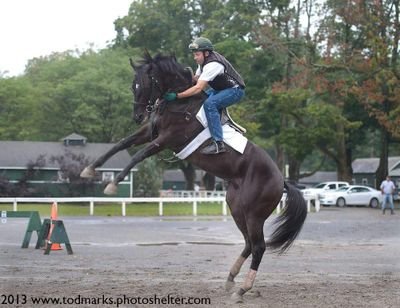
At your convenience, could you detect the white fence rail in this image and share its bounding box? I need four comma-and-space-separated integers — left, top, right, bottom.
159, 190, 226, 198
0, 194, 319, 217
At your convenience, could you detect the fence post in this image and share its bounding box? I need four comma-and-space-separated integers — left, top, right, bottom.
315, 198, 320, 212
122, 201, 126, 217
159, 200, 163, 216
222, 200, 227, 216
307, 199, 311, 212
193, 200, 197, 216
90, 200, 94, 216
13, 199, 17, 211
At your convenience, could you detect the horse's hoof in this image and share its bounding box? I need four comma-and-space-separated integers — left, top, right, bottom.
248, 290, 261, 298
231, 292, 243, 303
104, 183, 118, 195
225, 280, 235, 292
80, 166, 96, 178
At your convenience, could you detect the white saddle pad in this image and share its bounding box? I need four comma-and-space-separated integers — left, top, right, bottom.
175, 106, 248, 160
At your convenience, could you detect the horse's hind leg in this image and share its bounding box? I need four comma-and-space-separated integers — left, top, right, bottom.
232, 216, 266, 303
226, 239, 251, 292
225, 187, 251, 291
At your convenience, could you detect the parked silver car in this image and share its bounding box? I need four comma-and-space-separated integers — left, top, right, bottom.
301, 181, 350, 199
319, 185, 382, 208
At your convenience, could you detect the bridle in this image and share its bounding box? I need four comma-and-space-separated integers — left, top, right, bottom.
133, 73, 164, 114
133, 65, 193, 123
132, 65, 199, 150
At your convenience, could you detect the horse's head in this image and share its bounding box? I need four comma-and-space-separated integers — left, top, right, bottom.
130, 51, 191, 124
130, 52, 162, 124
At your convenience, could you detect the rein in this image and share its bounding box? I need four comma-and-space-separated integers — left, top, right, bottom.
136, 73, 194, 122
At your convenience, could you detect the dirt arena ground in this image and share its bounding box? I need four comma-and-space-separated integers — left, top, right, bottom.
1, 207, 399, 307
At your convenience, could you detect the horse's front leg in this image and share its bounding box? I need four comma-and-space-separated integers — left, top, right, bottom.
103, 137, 166, 195
80, 123, 151, 178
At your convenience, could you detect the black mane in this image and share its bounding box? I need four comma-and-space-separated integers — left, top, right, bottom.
133, 52, 186, 76
132, 51, 192, 93
153, 54, 187, 77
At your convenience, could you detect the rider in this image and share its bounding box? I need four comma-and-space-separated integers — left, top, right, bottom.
163, 37, 245, 155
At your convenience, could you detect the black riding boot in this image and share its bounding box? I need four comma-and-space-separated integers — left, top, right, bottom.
200, 140, 226, 155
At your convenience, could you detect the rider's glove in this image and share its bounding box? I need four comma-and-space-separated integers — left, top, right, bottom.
163, 92, 177, 101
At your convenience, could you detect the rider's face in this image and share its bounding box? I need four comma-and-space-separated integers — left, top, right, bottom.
193, 51, 209, 65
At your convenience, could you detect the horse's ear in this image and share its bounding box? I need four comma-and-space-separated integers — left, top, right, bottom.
143, 48, 152, 62
171, 52, 177, 62
129, 58, 136, 70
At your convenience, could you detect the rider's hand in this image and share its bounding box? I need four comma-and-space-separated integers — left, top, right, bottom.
163, 92, 177, 101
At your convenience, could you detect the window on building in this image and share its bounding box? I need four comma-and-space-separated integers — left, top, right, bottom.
102, 172, 114, 182
57, 170, 69, 183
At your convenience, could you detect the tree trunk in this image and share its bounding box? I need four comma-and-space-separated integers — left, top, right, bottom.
376, 128, 389, 189
336, 121, 352, 182
202, 172, 215, 191
179, 161, 195, 190
294, 0, 301, 39
392, 0, 399, 67
288, 155, 301, 182
276, 142, 285, 175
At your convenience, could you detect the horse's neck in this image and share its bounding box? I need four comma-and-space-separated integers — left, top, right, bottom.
166, 68, 194, 93
155, 93, 206, 153
165, 92, 205, 115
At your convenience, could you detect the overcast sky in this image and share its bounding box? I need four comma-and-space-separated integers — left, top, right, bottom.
0, 0, 132, 76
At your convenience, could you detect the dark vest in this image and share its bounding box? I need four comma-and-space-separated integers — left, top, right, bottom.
200, 52, 245, 91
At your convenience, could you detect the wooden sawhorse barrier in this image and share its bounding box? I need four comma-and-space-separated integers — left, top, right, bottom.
37, 219, 73, 255
1, 210, 73, 254
1, 211, 42, 248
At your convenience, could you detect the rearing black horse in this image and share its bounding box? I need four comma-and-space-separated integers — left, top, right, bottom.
81, 52, 307, 302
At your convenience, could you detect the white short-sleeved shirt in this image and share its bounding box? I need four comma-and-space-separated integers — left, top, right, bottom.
195, 62, 225, 82
380, 180, 395, 194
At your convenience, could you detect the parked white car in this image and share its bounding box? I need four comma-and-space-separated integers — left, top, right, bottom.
301, 181, 350, 199
319, 185, 382, 208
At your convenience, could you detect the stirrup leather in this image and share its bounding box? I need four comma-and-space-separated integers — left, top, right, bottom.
221, 108, 247, 134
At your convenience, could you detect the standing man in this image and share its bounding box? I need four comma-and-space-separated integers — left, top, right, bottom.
380, 175, 396, 215
164, 37, 245, 154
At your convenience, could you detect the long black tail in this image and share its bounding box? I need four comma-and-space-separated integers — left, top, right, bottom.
266, 181, 307, 254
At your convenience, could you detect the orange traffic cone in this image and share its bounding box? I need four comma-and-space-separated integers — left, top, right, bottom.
46, 202, 62, 250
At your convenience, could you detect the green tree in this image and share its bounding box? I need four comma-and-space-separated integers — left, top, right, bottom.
114, 0, 194, 62
50, 151, 98, 197
0, 76, 40, 140
133, 157, 163, 196
347, 0, 400, 186
24, 47, 139, 142
311, 0, 400, 185
253, 0, 319, 177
